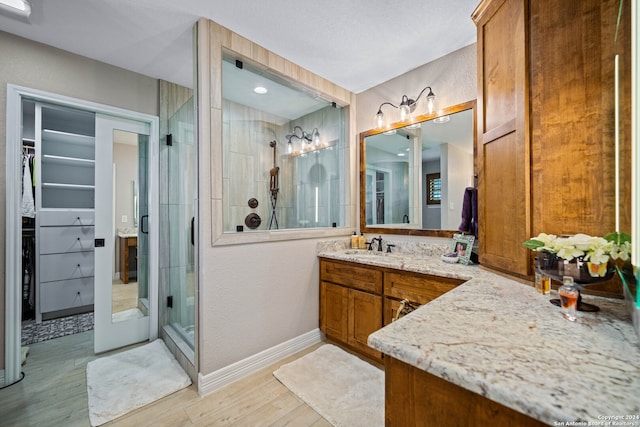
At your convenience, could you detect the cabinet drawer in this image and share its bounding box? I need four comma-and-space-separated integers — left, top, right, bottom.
320, 259, 383, 294
384, 272, 463, 305
40, 210, 95, 226
39, 252, 94, 283
39, 226, 94, 254
39, 277, 94, 313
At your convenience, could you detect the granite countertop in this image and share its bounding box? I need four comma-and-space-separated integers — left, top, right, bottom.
117, 228, 138, 238
368, 276, 640, 425
318, 239, 640, 425
317, 239, 493, 282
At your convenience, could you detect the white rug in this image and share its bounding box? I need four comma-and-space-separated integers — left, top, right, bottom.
273, 344, 384, 427
86, 339, 192, 426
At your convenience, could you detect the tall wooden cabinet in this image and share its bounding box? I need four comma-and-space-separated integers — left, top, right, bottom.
472, 0, 631, 285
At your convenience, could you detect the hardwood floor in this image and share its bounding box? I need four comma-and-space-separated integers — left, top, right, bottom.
112, 279, 138, 314
0, 332, 333, 426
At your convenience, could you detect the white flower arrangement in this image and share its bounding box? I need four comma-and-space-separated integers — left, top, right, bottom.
523, 232, 631, 265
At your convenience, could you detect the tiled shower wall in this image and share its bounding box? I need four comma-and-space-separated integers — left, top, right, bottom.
223, 100, 345, 231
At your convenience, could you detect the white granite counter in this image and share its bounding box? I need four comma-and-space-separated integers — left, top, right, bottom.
369, 277, 640, 425
318, 239, 640, 425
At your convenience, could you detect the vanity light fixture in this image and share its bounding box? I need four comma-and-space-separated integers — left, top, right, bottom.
374, 86, 436, 130
433, 115, 450, 124
0, 0, 31, 19
286, 126, 321, 154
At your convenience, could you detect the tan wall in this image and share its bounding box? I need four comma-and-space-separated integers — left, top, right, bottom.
0, 31, 159, 370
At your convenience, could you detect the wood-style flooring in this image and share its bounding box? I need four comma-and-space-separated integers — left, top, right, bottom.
0, 332, 333, 426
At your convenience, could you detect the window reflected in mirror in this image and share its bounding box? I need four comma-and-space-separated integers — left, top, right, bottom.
360, 100, 476, 236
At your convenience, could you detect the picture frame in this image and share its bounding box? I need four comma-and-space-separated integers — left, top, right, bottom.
450, 233, 475, 265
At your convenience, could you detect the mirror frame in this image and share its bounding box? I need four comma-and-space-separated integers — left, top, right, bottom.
359, 99, 477, 237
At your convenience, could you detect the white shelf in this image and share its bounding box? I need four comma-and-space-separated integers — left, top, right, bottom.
42, 129, 94, 146
42, 154, 95, 167
42, 182, 95, 190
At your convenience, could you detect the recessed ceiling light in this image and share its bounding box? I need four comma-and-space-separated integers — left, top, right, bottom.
0, 0, 31, 18
397, 153, 406, 157
254, 86, 268, 94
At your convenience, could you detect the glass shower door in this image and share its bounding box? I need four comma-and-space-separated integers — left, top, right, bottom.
164, 97, 196, 349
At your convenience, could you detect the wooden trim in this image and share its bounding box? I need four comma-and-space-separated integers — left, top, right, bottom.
481, 118, 516, 144
359, 100, 477, 238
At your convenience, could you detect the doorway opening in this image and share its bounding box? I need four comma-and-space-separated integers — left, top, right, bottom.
4, 84, 159, 387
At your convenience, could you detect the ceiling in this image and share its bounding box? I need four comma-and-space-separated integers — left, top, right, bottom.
0, 0, 478, 93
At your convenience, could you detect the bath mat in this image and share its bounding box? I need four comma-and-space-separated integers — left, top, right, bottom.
21, 346, 29, 365
86, 339, 191, 426
273, 344, 384, 427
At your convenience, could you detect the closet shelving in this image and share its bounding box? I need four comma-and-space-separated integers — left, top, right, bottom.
40, 127, 95, 209
34, 104, 96, 321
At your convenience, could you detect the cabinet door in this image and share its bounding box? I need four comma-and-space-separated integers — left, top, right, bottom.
320, 281, 348, 342
384, 271, 463, 305
473, 0, 530, 276
348, 288, 382, 359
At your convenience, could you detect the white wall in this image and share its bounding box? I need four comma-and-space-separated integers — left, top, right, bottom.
440, 143, 474, 230
0, 30, 159, 369
356, 44, 477, 135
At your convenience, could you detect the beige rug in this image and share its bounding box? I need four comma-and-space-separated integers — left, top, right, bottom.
273, 344, 384, 427
86, 339, 192, 426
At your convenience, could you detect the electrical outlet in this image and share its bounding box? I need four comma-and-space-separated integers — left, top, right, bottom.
121, 215, 128, 223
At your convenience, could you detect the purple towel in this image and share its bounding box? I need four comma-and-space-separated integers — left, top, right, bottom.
458, 187, 478, 238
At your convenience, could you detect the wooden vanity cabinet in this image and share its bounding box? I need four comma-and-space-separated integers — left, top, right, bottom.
320, 258, 463, 358
383, 272, 463, 325
319, 259, 383, 359
472, 0, 631, 287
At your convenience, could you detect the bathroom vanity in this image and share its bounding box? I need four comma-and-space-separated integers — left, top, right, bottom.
318, 241, 640, 426
319, 243, 469, 361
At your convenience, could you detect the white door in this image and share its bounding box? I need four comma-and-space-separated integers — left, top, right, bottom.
94, 114, 157, 353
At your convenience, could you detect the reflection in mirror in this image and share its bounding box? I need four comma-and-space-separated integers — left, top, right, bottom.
222, 51, 346, 232
112, 130, 148, 323
360, 100, 476, 236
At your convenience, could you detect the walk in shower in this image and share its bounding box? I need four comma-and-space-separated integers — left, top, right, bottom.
222, 54, 346, 232
159, 81, 196, 369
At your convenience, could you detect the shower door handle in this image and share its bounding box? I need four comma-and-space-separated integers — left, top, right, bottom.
141, 215, 149, 234
190, 217, 194, 246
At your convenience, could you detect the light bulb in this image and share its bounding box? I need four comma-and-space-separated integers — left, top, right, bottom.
426, 95, 436, 114
375, 111, 384, 130
399, 104, 410, 122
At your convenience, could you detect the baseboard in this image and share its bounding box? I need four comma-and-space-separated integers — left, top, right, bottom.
197, 328, 323, 396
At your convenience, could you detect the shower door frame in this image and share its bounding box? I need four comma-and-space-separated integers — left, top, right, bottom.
4, 84, 160, 386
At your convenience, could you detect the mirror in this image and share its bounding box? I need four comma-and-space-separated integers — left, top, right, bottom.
360, 100, 476, 237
